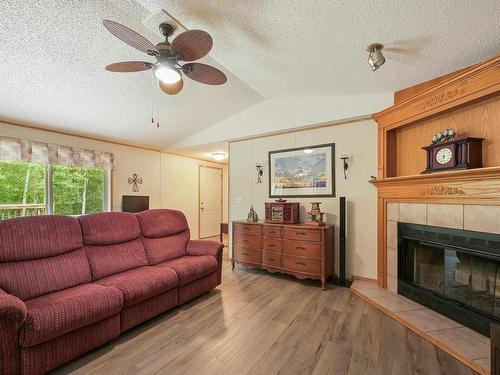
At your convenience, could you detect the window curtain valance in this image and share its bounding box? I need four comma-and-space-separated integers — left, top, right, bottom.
0, 136, 114, 169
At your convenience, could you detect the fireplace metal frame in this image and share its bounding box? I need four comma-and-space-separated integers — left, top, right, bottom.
398, 222, 500, 337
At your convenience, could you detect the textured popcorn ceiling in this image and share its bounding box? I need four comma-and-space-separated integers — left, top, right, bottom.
0, 0, 262, 148
0, 0, 498, 149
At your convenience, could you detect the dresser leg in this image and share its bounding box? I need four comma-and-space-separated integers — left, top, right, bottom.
231, 258, 235, 270
321, 278, 326, 290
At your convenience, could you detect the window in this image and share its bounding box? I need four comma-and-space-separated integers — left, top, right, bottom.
0, 161, 46, 219
0, 160, 110, 219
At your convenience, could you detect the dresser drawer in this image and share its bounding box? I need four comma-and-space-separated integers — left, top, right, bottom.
234, 248, 261, 264
283, 255, 321, 275
233, 223, 262, 236
233, 233, 262, 250
283, 227, 321, 242
262, 251, 281, 268
283, 239, 322, 259
263, 237, 282, 252
263, 226, 281, 238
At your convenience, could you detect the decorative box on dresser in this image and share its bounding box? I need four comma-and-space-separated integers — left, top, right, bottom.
232, 220, 334, 289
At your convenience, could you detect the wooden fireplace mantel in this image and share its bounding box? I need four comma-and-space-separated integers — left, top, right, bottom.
371, 53, 500, 287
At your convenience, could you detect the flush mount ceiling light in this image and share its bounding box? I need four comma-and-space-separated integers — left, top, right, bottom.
366, 43, 385, 71
211, 152, 226, 161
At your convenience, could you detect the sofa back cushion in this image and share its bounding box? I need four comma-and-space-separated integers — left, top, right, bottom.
0, 216, 90, 300
0, 250, 91, 300
0, 215, 83, 261
79, 212, 148, 280
136, 209, 190, 264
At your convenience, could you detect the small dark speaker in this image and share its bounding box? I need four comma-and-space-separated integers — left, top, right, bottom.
339, 196, 347, 285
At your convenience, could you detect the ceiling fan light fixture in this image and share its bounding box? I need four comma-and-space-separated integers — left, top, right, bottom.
154, 64, 181, 84
366, 43, 385, 71
211, 152, 226, 161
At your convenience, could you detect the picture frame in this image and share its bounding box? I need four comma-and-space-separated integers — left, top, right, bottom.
268, 143, 335, 198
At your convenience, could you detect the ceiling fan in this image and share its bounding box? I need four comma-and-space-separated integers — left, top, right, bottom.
103, 20, 227, 95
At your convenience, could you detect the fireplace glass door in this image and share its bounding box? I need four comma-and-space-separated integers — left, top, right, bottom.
399, 220, 500, 336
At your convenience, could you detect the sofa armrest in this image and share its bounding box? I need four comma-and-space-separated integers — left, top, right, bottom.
0, 289, 26, 375
186, 240, 224, 285
0, 289, 26, 330
186, 240, 223, 258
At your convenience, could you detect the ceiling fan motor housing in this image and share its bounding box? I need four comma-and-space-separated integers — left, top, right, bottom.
159, 23, 175, 39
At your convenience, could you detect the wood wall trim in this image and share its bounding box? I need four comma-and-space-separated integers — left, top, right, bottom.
374, 54, 500, 130
0, 118, 161, 152
372, 54, 500, 288
394, 67, 469, 104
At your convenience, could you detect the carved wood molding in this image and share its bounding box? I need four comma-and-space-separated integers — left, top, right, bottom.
373, 54, 500, 129
420, 185, 465, 196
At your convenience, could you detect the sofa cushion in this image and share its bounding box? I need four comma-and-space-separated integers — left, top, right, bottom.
156, 255, 217, 286
96, 267, 178, 306
0, 215, 82, 261
22, 284, 123, 347
79, 212, 140, 246
141, 231, 190, 265
0, 249, 91, 301
136, 209, 189, 237
84, 239, 148, 280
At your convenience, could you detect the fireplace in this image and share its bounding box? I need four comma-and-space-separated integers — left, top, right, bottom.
398, 222, 500, 336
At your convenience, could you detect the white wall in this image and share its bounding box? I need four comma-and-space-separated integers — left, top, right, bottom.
160, 153, 228, 240
229, 119, 378, 279
172, 93, 392, 149
0, 122, 228, 234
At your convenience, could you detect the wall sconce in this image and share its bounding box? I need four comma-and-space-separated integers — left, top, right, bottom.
340, 154, 349, 179
256, 164, 263, 183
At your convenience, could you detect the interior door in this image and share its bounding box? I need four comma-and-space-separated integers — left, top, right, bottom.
199, 166, 222, 238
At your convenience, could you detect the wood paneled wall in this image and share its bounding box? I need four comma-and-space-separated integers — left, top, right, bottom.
393, 96, 500, 176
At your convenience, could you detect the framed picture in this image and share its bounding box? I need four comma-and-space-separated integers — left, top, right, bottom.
268, 143, 335, 198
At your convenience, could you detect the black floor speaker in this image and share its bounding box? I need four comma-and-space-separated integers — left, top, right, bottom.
332, 196, 351, 287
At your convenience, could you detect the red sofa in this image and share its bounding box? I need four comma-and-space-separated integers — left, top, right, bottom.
0, 209, 223, 375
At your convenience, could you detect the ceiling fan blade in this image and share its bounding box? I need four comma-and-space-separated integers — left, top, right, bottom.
159, 79, 184, 95
171, 30, 213, 61
103, 20, 158, 55
182, 63, 227, 85
105, 61, 154, 72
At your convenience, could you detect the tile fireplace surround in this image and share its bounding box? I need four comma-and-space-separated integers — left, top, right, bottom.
352, 201, 498, 375
385, 202, 500, 294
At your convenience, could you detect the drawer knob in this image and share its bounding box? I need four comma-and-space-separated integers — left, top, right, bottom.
243, 239, 249, 243
269, 258, 275, 261
296, 246, 305, 250
296, 261, 306, 266
268, 244, 276, 247
296, 231, 305, 235
243, 252, 249, 256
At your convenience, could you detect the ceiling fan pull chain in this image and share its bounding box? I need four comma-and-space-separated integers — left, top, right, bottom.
151, 71, 155, 125
157, 81, 160, 128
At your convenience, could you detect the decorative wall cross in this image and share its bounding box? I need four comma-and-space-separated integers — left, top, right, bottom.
128, 173, 143, 192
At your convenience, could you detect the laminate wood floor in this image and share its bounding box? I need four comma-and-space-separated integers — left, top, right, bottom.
53, 261, 479, 375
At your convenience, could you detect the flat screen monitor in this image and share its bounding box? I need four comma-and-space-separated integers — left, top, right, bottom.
122, 195, 149, 213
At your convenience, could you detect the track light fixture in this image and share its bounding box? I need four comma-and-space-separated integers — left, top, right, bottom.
366, 43, 385, 71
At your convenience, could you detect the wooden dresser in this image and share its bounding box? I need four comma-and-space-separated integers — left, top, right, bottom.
231, 220, 334, 289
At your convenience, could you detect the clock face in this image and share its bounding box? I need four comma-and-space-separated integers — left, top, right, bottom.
435, 147, 453, 165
